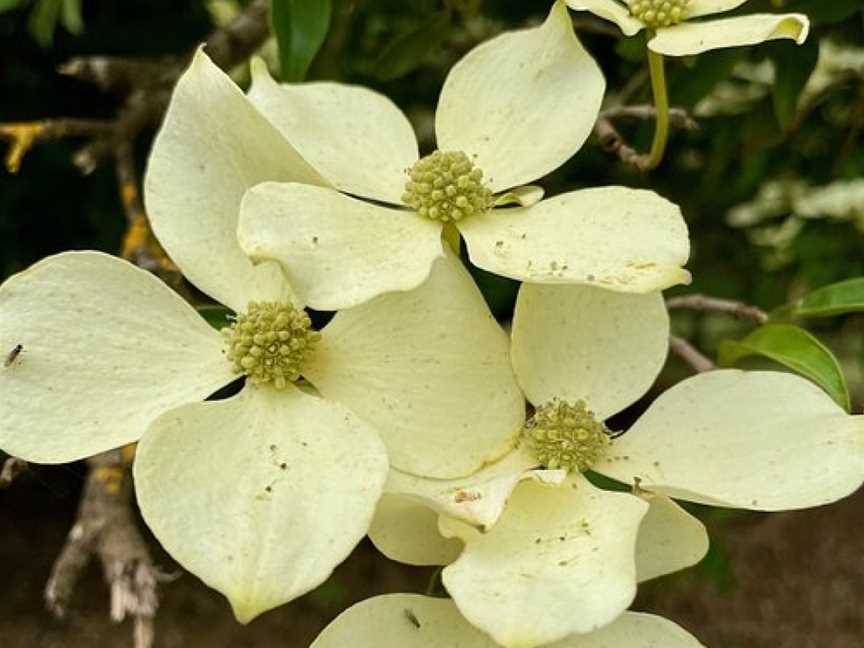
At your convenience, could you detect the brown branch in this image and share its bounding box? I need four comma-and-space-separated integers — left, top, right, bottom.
666, 294, 769, 324
601, 105, 698, 131
0, 456, 28, 488
594, 115, 645, 168
669, 335, 716, 374
0, 119, 114, 173
203, 0, 271, 70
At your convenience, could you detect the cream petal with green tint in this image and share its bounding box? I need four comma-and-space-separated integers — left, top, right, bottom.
648, 13, 810, 57
440, 476, 649, 647
238, 182, 443, 311
134, 384, 388, 624
595, 370, 864, 511
635, 494, 709, 583
511, 283, 668, 419
311, 594, 705, 647
144, 49, 324, 312
435, 0, 604, 193
368, 496, 463, 566
304, 251, 524, 479
493, 185, 545, 208
384, 446, 565, 529
0, 252, 234, 463
564, 0, 645, 36
458, 187, 691, 293
687, 0, 749, 18
247, 59, 419, 204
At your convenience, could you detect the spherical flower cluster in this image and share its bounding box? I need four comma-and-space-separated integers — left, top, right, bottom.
628, 0, 689, 29
402, 150, 493, 223
522, 399, 611, 472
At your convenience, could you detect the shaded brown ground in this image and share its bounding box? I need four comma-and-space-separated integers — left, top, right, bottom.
2, 466, 863, 648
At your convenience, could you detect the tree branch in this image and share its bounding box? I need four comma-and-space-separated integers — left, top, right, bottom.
669, 335, 716, 374
666, 294, 769, 324
0, 456, 28, 488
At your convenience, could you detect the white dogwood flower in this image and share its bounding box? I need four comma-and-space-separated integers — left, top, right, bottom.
227, 0, 690, 310
310, 594, 706, 648
566, 0, 809, 56
368, 284, 864, 647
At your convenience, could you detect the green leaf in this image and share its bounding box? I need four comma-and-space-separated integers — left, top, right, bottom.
28, 0, 63, 47
785, 0, 863, 25
197, 305, 233, 331
788, 277, 864, 318
0, 0, 24, 14
718, 324, 850, 411
767, 40, 818, 131
271, 0, 332, 82
373, 11, 452, 82
60, 0, 83, 35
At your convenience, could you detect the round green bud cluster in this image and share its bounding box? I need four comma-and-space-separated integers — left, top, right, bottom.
402, 150, 493, 223
629, 0, 690, 28
222, 301, 320, 390
522, 399, 612, 473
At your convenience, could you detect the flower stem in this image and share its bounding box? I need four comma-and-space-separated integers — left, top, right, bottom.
443, 223, 461, 255
643, 48, 669, 171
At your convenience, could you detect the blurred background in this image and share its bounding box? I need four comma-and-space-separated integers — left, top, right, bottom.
1, 0, 864, 646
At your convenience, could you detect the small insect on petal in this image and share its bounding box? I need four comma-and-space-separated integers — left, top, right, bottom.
4, 344, 23, 368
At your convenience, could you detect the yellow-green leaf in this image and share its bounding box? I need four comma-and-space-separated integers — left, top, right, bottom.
789, 278, 864, 318
271, 0, 332, 82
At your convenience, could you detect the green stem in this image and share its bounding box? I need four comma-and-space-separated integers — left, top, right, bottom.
644, 48, 670, 171
443, 223, 461, 255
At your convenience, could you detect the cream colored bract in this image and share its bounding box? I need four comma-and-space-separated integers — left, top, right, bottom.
566, 0, 809, 56
369, 283, 864, 647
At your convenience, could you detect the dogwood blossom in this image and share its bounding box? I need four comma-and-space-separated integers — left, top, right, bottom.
368, 284, 864, 646
565, 0, 809, 56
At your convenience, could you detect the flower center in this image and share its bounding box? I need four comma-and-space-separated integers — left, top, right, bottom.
222, 301, 320, 390
522, 399, 611, 473
402, 150, 493, 223
629, 0, 689, 29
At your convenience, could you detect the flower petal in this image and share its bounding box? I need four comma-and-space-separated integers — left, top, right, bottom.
368, 496, 463, 566
247, 59, 418, 204
238, 182, 443, 311
134, 384, 388, 623
687, 0, 749, 18
0, 252, 233, 463
564, 0, 645, 36
459, 187, 691, 292
305, 251, 524, 479
511, 284, 669, 419
635, 494, 709, 583
493, 185, 545, 208
595, 370, 864, 511
144, 49, 324, 311
440, 475, 649, 646
435, 0, 605, 193
384, 446, 565, 529
648, 13, 810, 57
311, 594, 705, 647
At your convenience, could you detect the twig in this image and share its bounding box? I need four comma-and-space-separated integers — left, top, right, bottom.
0, 119, 114, 173
669, 335, 716, 374
0, 456, 28, 488
594, 115, 645, 168
666, 294, 769, 324
601, 105, 698, 131
203, 0, 271, 70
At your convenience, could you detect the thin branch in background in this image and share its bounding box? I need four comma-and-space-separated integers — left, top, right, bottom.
669, 335, 716, 374
0, 119, 113, 173
594, 104, 698, 170
601, 105, 698, 131
0, 456, 28, 488
666, 294, 769, 325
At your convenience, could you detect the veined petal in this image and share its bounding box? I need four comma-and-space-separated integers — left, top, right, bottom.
459, 187, 691, 293
312, 594, 705, 647
368, 496, 463, 566
0, 252, 233, 463
649, 13, 810, 57
247, 59, 419, 204
305, 251, 525, 479
595, 370, 864, 511
687, 0, 749, 18
435, 0, 605, 193
636, 494, 709, 583
440, 476, 649, 647
238, 183, 443, 311
134, 384, 388, 623
144, 49, 324, 311
384, 446, 565, 529
511, 284, 669, 420
565, 0, 645, 36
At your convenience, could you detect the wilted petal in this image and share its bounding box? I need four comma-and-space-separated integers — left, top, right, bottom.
238, 182, 443, 311
435, 0, 604, 193
368, 496, 463, 566
511, 283, 668, 419
134, 385, 388, 623
305, 252, 524, 479
649, 13, 810, 57
459, 187, 691, 292
0, 252, 233, 463
144, 49, 323, 311
596, 370, 864, 511
247, 59, 419, 204
565, 0, 645, 36
440, 475, 648, 647
636, 494, 709, 583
